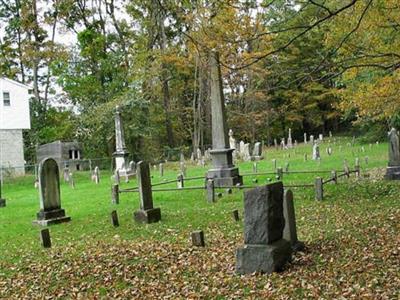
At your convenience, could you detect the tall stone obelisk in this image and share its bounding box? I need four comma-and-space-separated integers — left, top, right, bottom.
207, 51, 242, 187
113, 106, 135, 177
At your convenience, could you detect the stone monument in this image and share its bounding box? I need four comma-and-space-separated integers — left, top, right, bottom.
236, 182, 292, 274
113, 106, 135, 178
283, 189, 305, 251
33, 158, 71, 226
207, 51, 242, 187
251, 142, 262, 160
385, 127, 400, 179
133, 161, 161, 223
287, 128, 293, 148
312, 143, 320, 160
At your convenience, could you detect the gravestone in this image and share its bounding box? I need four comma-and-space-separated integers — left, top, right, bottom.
272, 159, 277, 170
206, 52, 242, 187
280, 138, 285, 150
111, 184, 119, 204
133, 161, 161, 224
129, 161, 136, 174
274, 139, 278, 150
228, 129, 237, 159
33, 158, 71, 226
180, 153, 185, 163
63, 167, 70, 182
206, 179, 215, 203
315, 177, 323, 201
236, 182, 292, 274
252, 142, 262, 160
319, 134, 323, 142
69, 172, 75, 189
93, 166, 100, 184
326, 147, 332, 156
113, 106, 135, 178
191, 230, 205, 247
239, 141, 245, 159
253, 162, 258, 173
287, 128, 293, 148
312, 143, 320, 160
159, 163, 164, 177
385, 128, 400, 179
304, 133, 307, 144
177, 174, 184, 189
243, 143, 251, 161
283, 190, 305, 251
196, 148, 202, 162
310, 135, 314, 145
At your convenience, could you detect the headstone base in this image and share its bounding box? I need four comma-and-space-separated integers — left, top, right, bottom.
33, 208, 71, 226
236, 239, 292, 274
207, 167, 243, 187
0, 198, 6, 207
385, 166, 400, 180
134, 207, 161, 224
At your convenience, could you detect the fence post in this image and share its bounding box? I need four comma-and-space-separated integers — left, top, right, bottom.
315, 177, 323, 201
206, 179, 215, 203
111, 184, 119, 204
0, 183, 5, 207
277, 167, 283, 180
331, 170, 337, 184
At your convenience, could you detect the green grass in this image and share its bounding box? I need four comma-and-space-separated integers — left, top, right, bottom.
0, 136, 398, 298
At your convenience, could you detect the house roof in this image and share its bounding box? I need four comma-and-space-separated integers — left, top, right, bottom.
0, 77, 33, 90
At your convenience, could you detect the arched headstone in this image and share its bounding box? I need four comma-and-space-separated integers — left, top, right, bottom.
34, 158, 71, 226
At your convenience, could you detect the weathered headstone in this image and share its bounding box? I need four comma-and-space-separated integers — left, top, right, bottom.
280, 138, 285, 150
40, 228, 51, 248
283, 190, 305, 251
310, 135, 314, 145
63, 167, 70, 182
159, 163, 164, 177
206, 52, 243, 187
111, 184, 119, 204
206, 179, 215, 203
191, 230, 205, 247
133, 161, 161, 224
312, 143, 320, 160
129, 161, 136, 174
34, 158, 71, 226
196, 148, 202, 162
385, 127, 400, 179
274, 138, 278, 150
326, 147, 332, 156
69, 172, 75, 189
236, 182, 292, 274
93, 166, 100, 184
304, 133, 307, 144
243, 143, 251, 161
319, 134, 323, 142
315, 177, 323, 201
252, 142, 262, 160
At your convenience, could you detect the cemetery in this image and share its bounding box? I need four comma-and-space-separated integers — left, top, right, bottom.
0, 1, 399, 298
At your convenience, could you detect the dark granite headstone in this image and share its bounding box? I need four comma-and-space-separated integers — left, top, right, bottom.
133, 161, 161, 224
236, 182, 291, 274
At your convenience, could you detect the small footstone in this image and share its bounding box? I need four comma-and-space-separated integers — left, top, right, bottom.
191, 230, 205, 247
40, 228, 51, 248
232, 209, 240, 221
111, 210, 119, 227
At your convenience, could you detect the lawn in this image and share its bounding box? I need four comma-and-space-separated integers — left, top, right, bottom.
0, 137, 399, 298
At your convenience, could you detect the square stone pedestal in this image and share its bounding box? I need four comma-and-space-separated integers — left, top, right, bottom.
134, 207, 161, 224
33, 208, 71, 226
236, 239, 292, 274
0, 198, 6, 207
208, 148, 243, 187
385, 166, 400, 180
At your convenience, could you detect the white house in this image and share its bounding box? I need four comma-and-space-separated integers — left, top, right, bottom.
0, 77, 31, 176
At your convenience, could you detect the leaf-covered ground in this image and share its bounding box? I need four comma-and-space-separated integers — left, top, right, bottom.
1, 178, 399, 299
0, 140, 399, 298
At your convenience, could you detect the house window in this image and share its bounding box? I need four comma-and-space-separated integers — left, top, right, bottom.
3, 92, 10, 106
